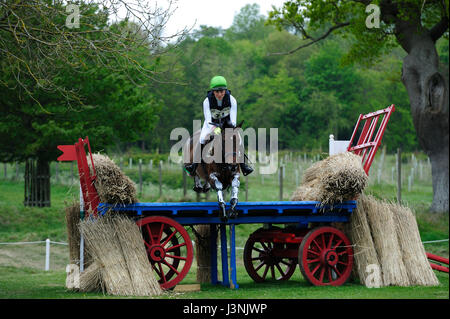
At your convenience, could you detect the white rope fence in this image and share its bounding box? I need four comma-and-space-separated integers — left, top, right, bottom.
0, 238, 67, 271
0, 238, 448, 271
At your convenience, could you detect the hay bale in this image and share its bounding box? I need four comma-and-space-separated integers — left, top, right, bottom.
364, 196, 410, 286
79, 215, 162, 296
65, 201, 81, 264
390, 202, 440, 286
292, 152, 368, 205
344, 194, 383, 287
88, 153, 138, 205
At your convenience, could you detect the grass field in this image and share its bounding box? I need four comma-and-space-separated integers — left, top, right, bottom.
0, 152, 448, 299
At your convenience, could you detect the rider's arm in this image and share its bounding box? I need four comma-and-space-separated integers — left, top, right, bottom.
230, 95, 237, 126
203, 98, 212, 127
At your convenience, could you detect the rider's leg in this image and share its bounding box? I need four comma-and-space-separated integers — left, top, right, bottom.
185, 142, 204, 176
185, 124, 209, 175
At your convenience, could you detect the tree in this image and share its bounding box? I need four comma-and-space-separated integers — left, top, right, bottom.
268, 0, 449, 212
0, 0, 183, 206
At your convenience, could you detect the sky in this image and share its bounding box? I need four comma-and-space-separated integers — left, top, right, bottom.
163, 0, 288, 36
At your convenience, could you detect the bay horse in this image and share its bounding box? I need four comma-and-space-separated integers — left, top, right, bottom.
183, 119, 244, 221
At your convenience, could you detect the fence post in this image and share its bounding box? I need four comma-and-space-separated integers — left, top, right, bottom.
159, 160, 162, 198
55, 162, 59, 184
397, 148, 402, 204
71, 161, 74, 185
183, 168, 187, 197
279, 165, 284, 200
139, 159, 143, 195
45, 238, 50, 271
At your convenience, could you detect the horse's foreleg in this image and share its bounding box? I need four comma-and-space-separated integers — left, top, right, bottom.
210, 173, 227, 221
230, 173, 240, 218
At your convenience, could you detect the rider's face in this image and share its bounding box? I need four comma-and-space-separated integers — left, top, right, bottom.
213, 90, 226, 101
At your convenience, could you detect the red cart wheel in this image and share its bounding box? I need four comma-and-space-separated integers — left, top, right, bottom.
136, 216, 193, 290
244, 228, 297, 282
299, 226, 353, 286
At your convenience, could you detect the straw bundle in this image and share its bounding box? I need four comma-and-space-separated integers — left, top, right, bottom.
112, 216, 162, 296
65, 201, 81, 264
88, 153, 138, 205
390, 202, 439, 286
364, 196, 410, 286
291, 152, 367, 205
79, 215, 162, 296
290, 181, 321, 201
318, 152, 368, 205
343, 194, 383, 287
79, 261, 104, 292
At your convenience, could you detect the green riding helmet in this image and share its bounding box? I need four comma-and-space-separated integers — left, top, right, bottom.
210, 75, 227, 91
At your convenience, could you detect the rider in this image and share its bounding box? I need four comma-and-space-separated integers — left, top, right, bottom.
184, 75, 254, 176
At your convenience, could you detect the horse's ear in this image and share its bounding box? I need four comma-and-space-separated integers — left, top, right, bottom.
237, 120, 244, 128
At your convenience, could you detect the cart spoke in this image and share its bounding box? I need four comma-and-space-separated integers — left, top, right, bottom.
163, 259, 180, 275
327, 233, 334, 249
255, 261, 265, 272
275, 262, 285, 277
158, 263, 167, 283
161, 230, 176, 247
333, 239, 343, 249
260, 241, 270, 251
156, 224, 165, 244
146, 224, 154, 245
311, 263, 321, 276
318, 266, 325, 282
307, 257, 320, 264
251, 256, 264, 261
262, 264, 269, 279
166, 242, 186, 252
165, 254, 187, 261
280, 259, 292, 266
252, 247, 265, 254
312, 239, 322, 251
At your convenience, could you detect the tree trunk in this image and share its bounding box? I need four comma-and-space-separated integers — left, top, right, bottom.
194, 225, 215, 283
401, 35, 449, 212
24, 158, 51, 207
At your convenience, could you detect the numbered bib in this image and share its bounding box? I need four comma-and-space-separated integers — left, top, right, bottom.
211, 107, 231, 119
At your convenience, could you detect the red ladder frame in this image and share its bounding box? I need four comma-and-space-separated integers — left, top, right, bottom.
347, 104, 395, 175
57, 137, 100, 217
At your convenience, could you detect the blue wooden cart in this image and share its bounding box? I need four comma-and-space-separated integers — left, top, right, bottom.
97, 200, 357, 289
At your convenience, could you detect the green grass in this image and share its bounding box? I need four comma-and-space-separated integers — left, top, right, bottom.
0, 152, 448, 299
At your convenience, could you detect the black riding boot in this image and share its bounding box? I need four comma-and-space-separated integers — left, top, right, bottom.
239, 154, 254, 176
184, 143, 204, 176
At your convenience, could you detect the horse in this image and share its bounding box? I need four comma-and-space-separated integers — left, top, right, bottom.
183, 119, 244, 221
